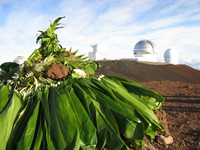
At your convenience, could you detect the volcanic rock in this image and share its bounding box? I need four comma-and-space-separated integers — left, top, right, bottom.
156, 135, 173, 145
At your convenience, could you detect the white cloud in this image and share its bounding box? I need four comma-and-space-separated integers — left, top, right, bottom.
0, 0, 200, 64
179, 58, 200, 70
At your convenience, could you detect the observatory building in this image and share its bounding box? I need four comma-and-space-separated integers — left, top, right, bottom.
88, 44, 108, 60
164, 48, 179, 64
133, 39, 157, 62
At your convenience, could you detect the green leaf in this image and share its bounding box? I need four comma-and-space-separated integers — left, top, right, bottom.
16, 99, 40, 150
101, 76, 164, 132
0, 85, 10, 112
27, 49, 40, 61
49, 87, 81, 150
0, 66, 19, 82
51, 16, 65, 29
0, 91, 22, 150
0, 62, 19, 82
83, 61, 100, 75
64, 86, 97, 149
6, 94, 39, 150
81, 78, 146, 148
89, 78, 141, 123
47, 28, 53, 37
40, 88, 56, 150
72, 83, 107, 149
31, 122, 43, 150
42, 37, 51, 42
0, 62, 19, 73
84, 65, 95, 74
111, 76, 164, 109
73, 79, 130, 150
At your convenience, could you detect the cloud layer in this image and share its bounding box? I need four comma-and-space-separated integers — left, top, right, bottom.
0, 0, 200, 64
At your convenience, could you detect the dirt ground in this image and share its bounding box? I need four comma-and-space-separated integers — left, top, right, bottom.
96, 60, 200, 84
140, 81, 200, 150
96, 60, 200, 150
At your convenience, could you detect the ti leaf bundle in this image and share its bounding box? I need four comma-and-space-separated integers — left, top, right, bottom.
0, 17, 165, 150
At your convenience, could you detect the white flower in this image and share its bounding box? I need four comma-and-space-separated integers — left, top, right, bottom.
97, 74, 105, 81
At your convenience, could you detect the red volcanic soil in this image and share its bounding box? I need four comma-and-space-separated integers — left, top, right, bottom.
140, 81, 200, 150
96, 60, 200, 150
96, 60, 200, 84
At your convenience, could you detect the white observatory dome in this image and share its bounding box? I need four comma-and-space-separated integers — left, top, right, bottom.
133, 39, 157, 62
13, 56, 26, 64
164, 49, 178, 64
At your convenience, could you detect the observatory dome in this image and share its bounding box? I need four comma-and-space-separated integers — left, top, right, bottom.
13, 56, 26, 64
134, 39, 156, 55
133, 39, 157, 62
164, 49, 178, 64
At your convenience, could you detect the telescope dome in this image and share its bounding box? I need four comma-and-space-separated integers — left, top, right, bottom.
164, 49, 178, 59
164, 49, 178, 64
134, 39, 156, 55
133, 39, 157, 62
13, 56, 26, 64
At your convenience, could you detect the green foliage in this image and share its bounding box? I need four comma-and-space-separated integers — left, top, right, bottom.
0, 62, 19, 73
0, 62, 19, 83
0, 17, 165, 150
35, 16, 65, 58
0, 76, 164, 150
0, 16, 100, 92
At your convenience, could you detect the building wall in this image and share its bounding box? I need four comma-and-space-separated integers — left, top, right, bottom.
134, 54, 157, 62
88, 51, 108, 60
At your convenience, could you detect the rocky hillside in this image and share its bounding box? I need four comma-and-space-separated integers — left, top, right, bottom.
96, 60, 200, 84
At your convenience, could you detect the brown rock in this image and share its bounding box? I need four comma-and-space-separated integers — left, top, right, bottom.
46, 64, 70, 80
156, 135, 173, 145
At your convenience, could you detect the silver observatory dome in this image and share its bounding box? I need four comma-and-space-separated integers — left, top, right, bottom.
133, 39, 157, 62
134, 39, 156, 55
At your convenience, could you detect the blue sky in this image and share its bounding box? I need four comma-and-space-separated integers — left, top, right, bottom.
0, 0, 200, 64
